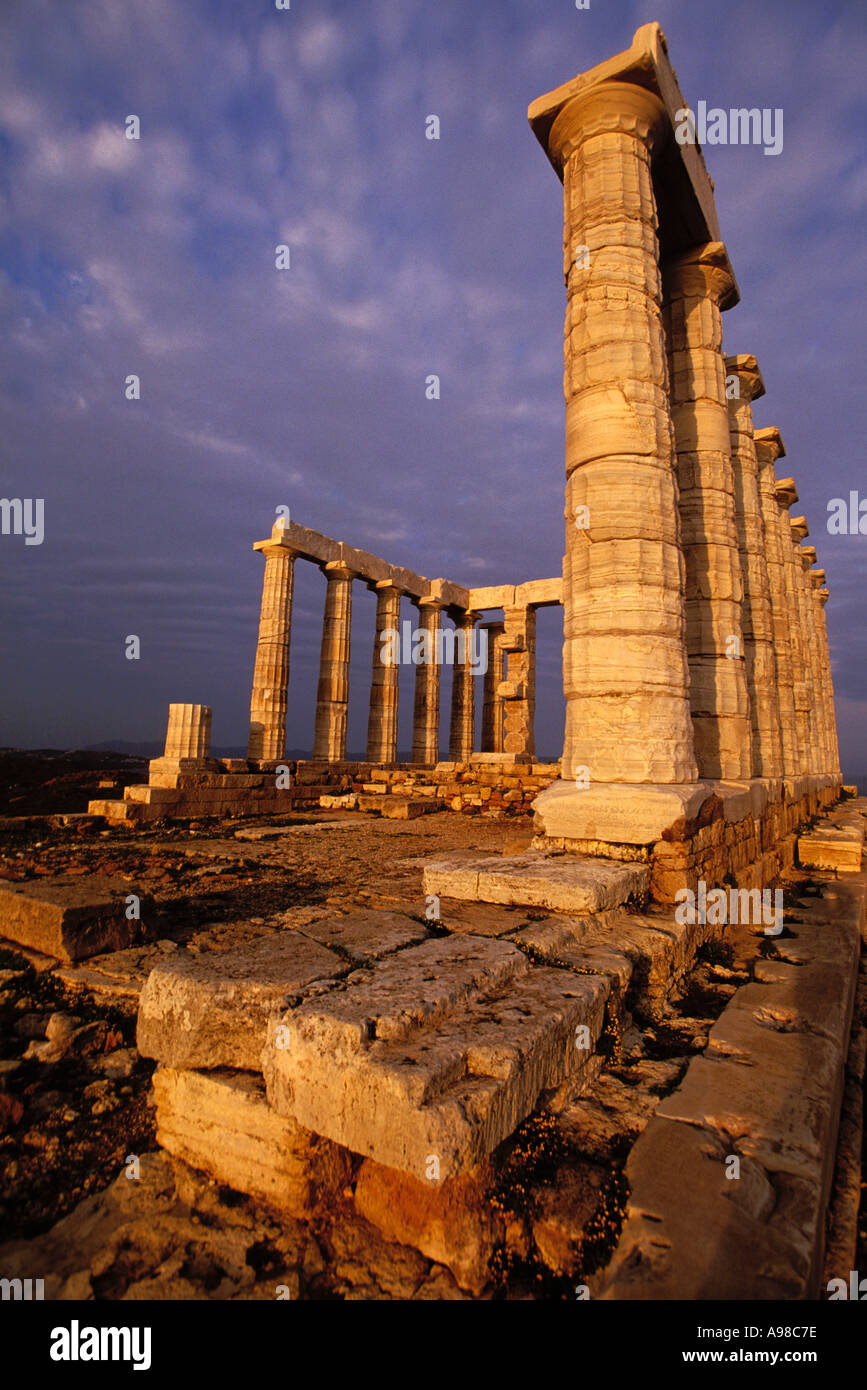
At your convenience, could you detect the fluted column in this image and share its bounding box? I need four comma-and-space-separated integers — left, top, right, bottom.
791, 526, 823, 775
481, 623, 505, 753
544, 80, 696, 784
313, 562, 355, 762
754, 429, 799, 777
771, 479, 811, 773
166, 703, 212, 760
448, 609, 479, 761
367, 581, 403, 763
662, 244, 749, 780
805, 562, 832, 774
725, 356, 783, 778
813, 577, 841, 776
411, 598, 441, 764
248, 544, 295, 760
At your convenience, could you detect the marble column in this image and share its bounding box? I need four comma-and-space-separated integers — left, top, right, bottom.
791, 526, 823, 775
366, 581, 403, 764
804, 558, 832, 774
663, 244, 750, 780
725, 356, 783, 778
411, 598, 441, 764
754, 429, 799, 778
771, 480, 810, 774
481, 622, 505, 753
166, 703, 212, 760
248, 544, 295, 760
313, 562, 355, 762
813, 576, 841, 776
541, 80, 696, 785
448, 609, 479, 761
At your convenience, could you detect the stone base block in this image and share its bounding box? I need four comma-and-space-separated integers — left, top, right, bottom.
0, 877, 160, 963
152, 1067, 350, 1219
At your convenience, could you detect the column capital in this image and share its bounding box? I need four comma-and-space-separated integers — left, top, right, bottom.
818, 587, 830, 605
373, 577, 408, 596
448, 606, 482, 626
811, 568, 827, 588
546, 79, 668, 169
663, 241, 739, 310
801, 544, 817, 566
774, 478, 799, 509
755, 427, 787, 467
724, 353, 765, 403
415, 595, 444, 610
321, 561, 358, 581
790, 516, 810, 542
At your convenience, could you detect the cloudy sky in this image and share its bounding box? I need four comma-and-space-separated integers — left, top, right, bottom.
1, 0, 865, 771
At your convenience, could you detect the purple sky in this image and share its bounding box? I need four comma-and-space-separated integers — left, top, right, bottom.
1, 0, 865, 771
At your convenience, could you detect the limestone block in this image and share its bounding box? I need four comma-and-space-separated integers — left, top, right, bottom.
137, 934, 347, 1071
263, 935, 608, 1179
422, 851, 648, 912
797, 830, 863, 874
0, 877, 160, 963
152, 1067, 350, 1219
299, 909, 429, 963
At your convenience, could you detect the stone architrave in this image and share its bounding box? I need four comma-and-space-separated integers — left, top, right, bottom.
663, 245, 750, 780
725, 356, 783, 778
313, 562, 355, 762
166, 704, 212, 760
448, 609, 480, 761
367, 581, 403, 763
248, 544, 295, 761
480, 623, 505, 753
536, 79, 697, 786
754, 429, 799, 778
500, 606, 536, 758
411, 598, 442, 764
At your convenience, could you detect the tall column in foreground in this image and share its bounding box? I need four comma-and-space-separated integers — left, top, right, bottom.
754, 429, 799, 777
367, 581, 403, 763
411, 598, 441, 764
248, 543, 295, 761
541, 80, 696, 785
313, 562, 355, 761
725, 356, 783, 778
663, 244, 750, 780
448, 609, 479, 761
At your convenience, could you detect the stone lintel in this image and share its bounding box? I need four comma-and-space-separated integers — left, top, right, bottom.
724, 353, 765, 402
468, 586, 515, 611
514, 578, 563, 608
255, 519, 470, 606
528, 22, 722, 257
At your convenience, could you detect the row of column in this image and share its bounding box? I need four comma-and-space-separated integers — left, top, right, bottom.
247, 553, 536, 764
541, 77, 840, 786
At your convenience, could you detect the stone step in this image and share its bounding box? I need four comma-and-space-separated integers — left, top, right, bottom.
0, 877, 162, 963
262, 934, 610, 1181
798, 820, 864, 873
137, 910, 431, 1070
422, 850, 649, 913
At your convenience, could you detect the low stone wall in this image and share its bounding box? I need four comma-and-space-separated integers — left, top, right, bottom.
88, 758, 561, 824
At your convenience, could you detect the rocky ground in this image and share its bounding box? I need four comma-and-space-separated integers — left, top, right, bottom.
0, 754, 864, 1299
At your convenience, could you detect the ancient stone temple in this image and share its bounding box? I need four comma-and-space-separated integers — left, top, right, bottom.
57, 24, 862, 1301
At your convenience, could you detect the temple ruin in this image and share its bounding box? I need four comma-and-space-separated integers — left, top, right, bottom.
4, 24, 863, 1302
